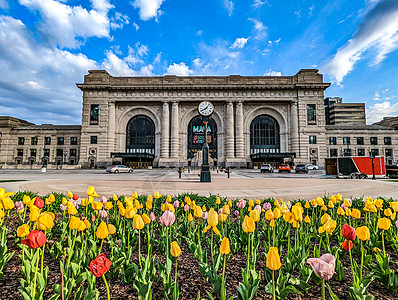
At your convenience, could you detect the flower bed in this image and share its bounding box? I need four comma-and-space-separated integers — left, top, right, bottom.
1, 187, 398, 299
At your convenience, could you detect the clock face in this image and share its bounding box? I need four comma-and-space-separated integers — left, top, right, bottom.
198, 101, 214, 116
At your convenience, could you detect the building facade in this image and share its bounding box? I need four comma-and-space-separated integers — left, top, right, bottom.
0, 69, 397, 169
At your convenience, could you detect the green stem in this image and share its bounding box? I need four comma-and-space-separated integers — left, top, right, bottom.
272, 270, 276, 300
102, 274, 110, 300
98, 238, 104, 255
348, 242, 357, 288
147, 225, 151, 256
322, 279, 325, 300
382, 231, 385, 256
221, 254, 226, 300
138, 229, 142, 269
66, 229, 77, 275
318, 233, 322, 257
246, 233, 251, 278
32, 248, 40, 299
174, 259, 178, 299
40, 242, 45, 275
360, 240, 364, 282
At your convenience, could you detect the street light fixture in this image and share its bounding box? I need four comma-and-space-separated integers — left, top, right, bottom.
369, 151, 376, 180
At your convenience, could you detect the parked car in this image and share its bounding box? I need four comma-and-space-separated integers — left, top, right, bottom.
306, 164, 319, 170
106, 165, 133, 173
260, 164, 274, 173
278, 164, 291, 173
295, 164, 308, 173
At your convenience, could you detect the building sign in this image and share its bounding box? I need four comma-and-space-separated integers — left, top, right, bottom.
188, 116, 217, 159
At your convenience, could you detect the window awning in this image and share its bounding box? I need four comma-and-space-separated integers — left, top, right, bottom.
111, 152, 155, 159
250, 152, 296, 160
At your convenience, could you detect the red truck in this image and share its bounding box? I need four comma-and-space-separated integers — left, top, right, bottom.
325, 156, 385, 179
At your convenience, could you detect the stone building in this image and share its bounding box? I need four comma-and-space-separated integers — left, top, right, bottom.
0, 68, 397, 169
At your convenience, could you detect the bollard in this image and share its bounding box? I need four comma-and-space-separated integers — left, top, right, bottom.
227, 167, 230, 178
178, 167, 182, 179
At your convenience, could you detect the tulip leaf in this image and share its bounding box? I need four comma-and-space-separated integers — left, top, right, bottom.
327, 283, 340, 300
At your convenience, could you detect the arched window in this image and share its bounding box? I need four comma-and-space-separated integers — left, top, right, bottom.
188, 116, 217, 159
250, 115, 280, 154
126, 115, 155, 154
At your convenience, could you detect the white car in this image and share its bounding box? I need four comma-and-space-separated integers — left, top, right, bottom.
306, 164, 319, 170
106, 165, 133, 173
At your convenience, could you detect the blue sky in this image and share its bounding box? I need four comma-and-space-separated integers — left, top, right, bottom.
0, 0, 397, 124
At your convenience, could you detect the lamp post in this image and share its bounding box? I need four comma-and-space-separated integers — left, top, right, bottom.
197, 101, 214, 183
41, 136, 47, 172
370, 151, 376, 180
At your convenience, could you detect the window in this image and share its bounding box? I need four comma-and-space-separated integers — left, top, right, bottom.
90, 104, 99, 125
370, 149, 379, 156
57, 137, 64, 145
44, 149, 50, 157
70, 149, 77, 157
56, 149, 63, 157
30, 149, 37, 157
343, 137, 350, 145
17, 149, 23, 157
18, 137, 25, 145
71, 137, 78, 145
329, 137, 336, 145
356, 137, 364, 145
31, 137, 38, 145
330, 149, 338, 157
370, 137, 378, 145
90, 136, 97, 144
343, 149, 352, 156
45, 137, 51, 145
385, 149, 393, 157
307, 104, 316, 125
384, 137, 392, 145
357, 149, 365, 156
309, 136, 317, 144
249, 115, 280, 156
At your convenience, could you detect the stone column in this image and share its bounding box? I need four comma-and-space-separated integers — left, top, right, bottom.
235, 101, 244, 158
108, 101, 116, 155
171, 101, 179, 159
226, 101, 235, 159
161, 101, 170, 158
290, 101, 299, 154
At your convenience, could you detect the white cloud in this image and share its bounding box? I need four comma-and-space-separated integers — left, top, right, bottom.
196, 30, 203, 36
230, 37, 249, 49
248, 18, 267, 40
0, 0, 8, 9
252, 0, 267, 8
264, 69, 282, 76
373, 91, 381, 100
322, 0, 398, 84
132, 0, 165, 21
133, 22, 139, 31
19, 0, 112, 48
223, 0, 234, 16
110, 11, 129, 30
166, 62, 193, 76
308, 5, 314, 17
366, 101, 398, 124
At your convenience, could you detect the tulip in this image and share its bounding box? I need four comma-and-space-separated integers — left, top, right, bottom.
92, 201, 103, 211
83, 218, 91, 229
374, 198, 383, 209
390, 201, 398, 212
153, 191, 162, 199
292, 205, 303, 222
29, 206, 40, 222
108, 224, 116, 235
216, 197, 221, 205
77, 221, 86, 232
323, 219, 337, 235
67, 201, 78, 215
307, 254, 336, 300
356, 226, 370, 241
321, 213, 331, 225
160, 210, 176, 226
170, 241, 182, 258
142, 213, 151, 224
36, 212, 54, 231
273, 207, 281, 219
219, 213, 227, 222
90, 254, 112, 300
17, 224, 30, 237
133, 215, 145, 230
32, 197, 43, 209
249, 208, 260, 222
99, 210, 108, 218
21, 230, 46, 249
188, 213, 193, 222
267, 247, 282, 300
337, 206, 345, 216
219, 237, 230, 299
14, 201, 24, 212
149, 212, 156, 221
69, 216, 82, 230
104, 202, 113, 210
96, 221, 109, 239
222, 204, 230, 215
342, 240, 353, 251
125, 207, 137, 219
304, 215, 310, 223
242, 215, 255, 233
234, 210, 240, 217
384, 208, 393, 217
263, 202, 272, 211
342, 224, 356, 240
351, 209, 361, 219
146, 201, 153, 210
67, 191, 73, 198
184, 204, 190, 212
378, 217, 391, 255
194, 206, 203, 218
343, 198, 352, 208
86, 186, 99, 197
265, 210, 274, 221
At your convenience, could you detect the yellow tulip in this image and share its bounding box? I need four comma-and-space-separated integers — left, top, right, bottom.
188, 213, 193, 222
17, 224, 30, 237
185, 196, 191, 206
133, 215, 145, 230
153, 191, 162, 199
374, 199, 383, 209
328, 201, 334, 208
337, 206, 345, 216
378, 217, 391, 230
270, 219, 276, 228
86, 186, 99, 197
67, 191, 73, 198
222, 204, 230, 215
256, 199, 261, 205
220, 237, 230, 255
77, 221, 86, 232
248, 199, 254, 207
249, 209, 260, 222
356, 226, 370, 241
142, 213, 151, 224
96, 221, 109, 239
170, 241, 182, 257
351, 209, 361, 219
304, 215, 310, 223
92, 201, 103, 211
321, 213, 331, 225
292, 220, 299, 228
384, 208, 392, 217
292, 205, 303, 222
132, 191, 138, 199
304, 202, 310, 209
266, 247, 282, 270
36, 212, 54, 231
119, 207, 126, 216
166, 195, 172, 202
316, 197, 324, 207
67, 202, 77, 215
166, 203, 175, 213
284, 212, 293, 223
203, 208, 221, 237
390, 201, 398, 212
1, 198, 14, 210
202, 205, 207, 212
23, 195, 31, 204
345, 208, 351, 217
69, 216, 82, 230
323, 219, 337, 235
218, 213, 227, 222
265, 210, 274, 221
194, 206, 203, 218
242, 216, 255, 233
81, 198, 90, 206
318, 226, 325, 234
83, 219, 91, 229
228, 201, 232, 208
273, 207, 282, 219
146, 201, 153, 210
104, 202, 113, 210
343, 198, 352, 208
29, 206, 40, 222
108, 224, 117, 235
112, 193, 118, 201
125, 207, 137, 219
310, 199, 317, 207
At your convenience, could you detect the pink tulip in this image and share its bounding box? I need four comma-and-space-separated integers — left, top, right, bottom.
159, 210, 175, 226
14, 201, 24, 212
91, 215, 96, 222
286, 202, 292, 209
184, 204, 190, 212
237, 199, 246, 209
201, 211, 208, 220
173, 200, 180, 208
254, 205, 262, 213
100, 196, 108, 203
307, 254, 336, 281
263, 202, 272, 211
60, 204, 67, 211
99, 210, 108, 218
395, 219, 398, 229
71, 200, 79, 210
150, 212, 156, 221
218, 208, 223, 214
234, 210, 240, 217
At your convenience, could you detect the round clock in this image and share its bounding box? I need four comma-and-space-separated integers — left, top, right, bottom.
198, 101, 214, 117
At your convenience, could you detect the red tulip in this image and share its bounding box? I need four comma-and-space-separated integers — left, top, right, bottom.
342, 240, 354, 251
342, 224, 356, 241
89, 254, 112, 277
73, 194, 79, 200
34, 197, 44, 209
21, 230, 47, 249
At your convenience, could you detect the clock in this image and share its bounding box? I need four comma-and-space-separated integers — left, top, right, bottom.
198, 101, 214, 117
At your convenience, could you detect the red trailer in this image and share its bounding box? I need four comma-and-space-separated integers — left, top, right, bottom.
325, 156, 385, 179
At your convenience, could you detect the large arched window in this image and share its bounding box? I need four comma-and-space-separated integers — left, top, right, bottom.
250, 115, 280, 154
188, 116, 217, 159
126, 115, 155, 154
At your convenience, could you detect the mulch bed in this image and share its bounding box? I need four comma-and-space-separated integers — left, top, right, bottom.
1, 214, 398, 300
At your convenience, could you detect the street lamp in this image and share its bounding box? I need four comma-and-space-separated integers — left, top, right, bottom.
370, 151, 376, 180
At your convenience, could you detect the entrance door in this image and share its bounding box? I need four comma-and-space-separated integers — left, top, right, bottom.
187, 116, 217, 160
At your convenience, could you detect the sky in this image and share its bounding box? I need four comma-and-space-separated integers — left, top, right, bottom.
0, 0, 398, 125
